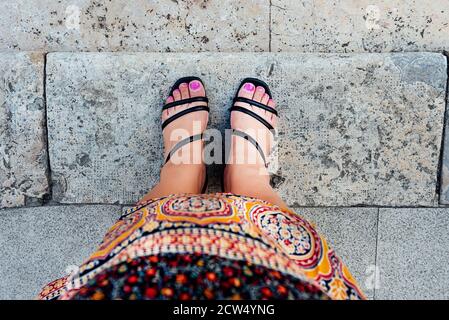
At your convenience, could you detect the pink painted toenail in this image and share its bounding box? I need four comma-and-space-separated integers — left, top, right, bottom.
257, 86, 264, 92
189, 81, 201, 90
244, 83, 255, 91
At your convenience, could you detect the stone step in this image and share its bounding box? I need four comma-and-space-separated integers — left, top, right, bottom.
46, 52, 447, 207
1, 0, 269, 52
0, 52, 49, 208
2, 205, 448, 299
376, 208, 449, 299
2, 1, 449, 53
272, 0, 449, 53
0, 204, 376, 299
0, 205, 120, 299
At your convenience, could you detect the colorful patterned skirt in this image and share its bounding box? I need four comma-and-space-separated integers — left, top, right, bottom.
38, 193, 366, 300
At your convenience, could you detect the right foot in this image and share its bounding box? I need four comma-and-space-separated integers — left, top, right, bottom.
160, 78, 209, 193
224, 80, 278, 190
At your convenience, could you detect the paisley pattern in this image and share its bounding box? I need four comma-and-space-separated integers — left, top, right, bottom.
38, 193, 366, 300
66, 253, 330, 300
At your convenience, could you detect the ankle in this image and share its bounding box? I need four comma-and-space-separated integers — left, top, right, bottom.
224, 164, 270, 191
161, 162, 206, 193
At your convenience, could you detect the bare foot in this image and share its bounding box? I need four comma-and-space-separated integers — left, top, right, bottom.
139, 78, 209, 202
224, 80, 287, 209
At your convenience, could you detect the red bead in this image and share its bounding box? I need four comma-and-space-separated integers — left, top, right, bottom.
145, 287, 157, 299
127, 275, 138, 284
223, 267, 234, 277
261, 287, 273, 298
179, 293, 190, 300
161, 287, 174, 297
176, 274, 188, 284
206, 272, 217, 281
277, 285, 288, 295
146, 268, 156, 277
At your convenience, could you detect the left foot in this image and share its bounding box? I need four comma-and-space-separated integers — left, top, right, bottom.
138, 78, 209, 203
224, 81, 277, 190
162, 79, 209, 166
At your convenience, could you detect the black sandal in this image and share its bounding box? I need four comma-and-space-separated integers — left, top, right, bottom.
222, 78, 278, 191
228, 77, 278, 168
162, 76, 209, 193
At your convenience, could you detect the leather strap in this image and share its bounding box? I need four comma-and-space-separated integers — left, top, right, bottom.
164, 133, 203, 164
231, 129, 267, 168
230, 106, 274, 131
161, 105, 210, 130
233, 97, 278, 116
163, 96, 208, 110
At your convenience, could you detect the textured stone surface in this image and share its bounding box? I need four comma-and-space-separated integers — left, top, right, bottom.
439, 85, 449, 203
0, 52, 49, 208
298, 207, 378, 299
0, 0, 269, 52
47, 52, 446, 206
0, 205, 120, 300
275, 53, 446, 206
376, 208, 449, 299
272, 0, 449, 52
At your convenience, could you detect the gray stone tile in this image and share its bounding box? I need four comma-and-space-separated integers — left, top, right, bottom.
0, 205, 120, 300
439, 73, 449, 204
47, 52, 446, 206
298, 207, 378, 299
0, 0, 269, 52
0, 52, 49, 208
376, 208, 449, 300
272, 0, 449, 53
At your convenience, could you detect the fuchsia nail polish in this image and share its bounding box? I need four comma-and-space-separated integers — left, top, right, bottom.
244, 83, 255, 91
189, 81, 201, 90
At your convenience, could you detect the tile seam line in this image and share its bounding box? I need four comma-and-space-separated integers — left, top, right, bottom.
373, 207, 380, 300
40, 50, 445, 54
41, 52, 53, 205
268, 0, 272, 52
436, 51, 449, 204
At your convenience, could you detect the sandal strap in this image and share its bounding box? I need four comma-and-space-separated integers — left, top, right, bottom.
164, 133, 203, 164
232, 97, 278, 116
230, 106, 274, 131
163, 96, 208, 110
231, 129, 268, 168
162, 105, 210, 130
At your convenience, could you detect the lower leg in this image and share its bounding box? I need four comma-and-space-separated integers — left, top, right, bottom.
224, 163, 288, 210
139, 78, 208, 204
139, 162, 205, 203
224, 81, 288, 210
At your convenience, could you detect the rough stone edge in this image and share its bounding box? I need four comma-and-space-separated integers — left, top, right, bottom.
0, 51, 51, 208
438, 50, 449, 205
45, 51, 448, 208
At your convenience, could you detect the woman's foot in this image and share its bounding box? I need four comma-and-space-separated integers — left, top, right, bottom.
224, 80, 287, 209
139, 79, 209, 202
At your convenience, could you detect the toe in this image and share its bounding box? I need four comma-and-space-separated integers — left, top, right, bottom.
268, 99, 277, 122
173, 89, 181, 101
179, 82, 190, 100
261, 93, 269, 105
234, 82, 256, 109
188, 80, 206, 98
238, 82, 256, 99
253, 86, 265, 102
162, 96, 174, 120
